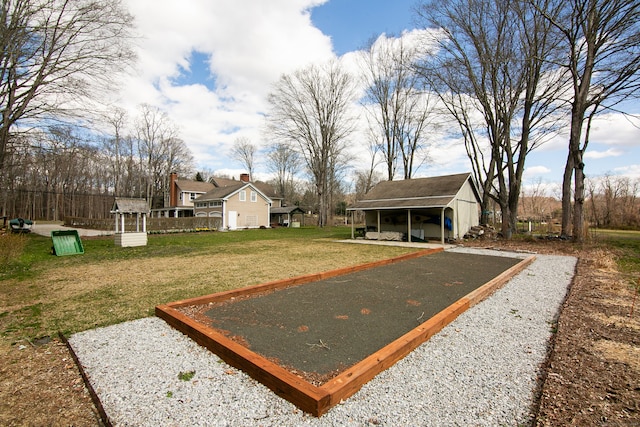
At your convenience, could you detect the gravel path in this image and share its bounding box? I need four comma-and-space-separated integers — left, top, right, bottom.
68, 248, 576, 426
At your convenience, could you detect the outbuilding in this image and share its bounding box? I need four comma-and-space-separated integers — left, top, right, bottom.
347, 172, 481, 244
111, 197, 149, 247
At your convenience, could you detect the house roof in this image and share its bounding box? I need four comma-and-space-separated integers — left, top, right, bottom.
111, 198, 149, 214
210, 177, 282, 200
347, 172, 479, 211
271, 206, 306, 215
252, 181, 282, 200
196, 182, 273, 203
210, 177, 237, 188
175, 179, 215, 193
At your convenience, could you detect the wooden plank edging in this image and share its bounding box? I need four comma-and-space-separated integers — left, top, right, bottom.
156, 304, 331, 416
156, 251, 534, 417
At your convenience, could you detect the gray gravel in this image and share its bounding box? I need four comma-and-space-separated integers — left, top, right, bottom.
68, 247, 576, 426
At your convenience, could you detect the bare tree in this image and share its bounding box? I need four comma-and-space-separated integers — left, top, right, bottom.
161, 136, 194, 205
533, 0, 640, 241
101, 107, 129, 195
0, 0, 135, 215
266, 60, 357, 227
355, 131, 383, 198
587, 174, 640, 229
230, 137, 257, 178
135, 104, 192, 208
265, 141, 300, 200
360, 34, 437, 180
415, 0, 564, 238
353, 168, 383, 202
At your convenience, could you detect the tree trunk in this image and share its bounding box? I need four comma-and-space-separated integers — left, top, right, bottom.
561, 151, 574, 238
500, 204, 513, 239
572, 151, 586, 241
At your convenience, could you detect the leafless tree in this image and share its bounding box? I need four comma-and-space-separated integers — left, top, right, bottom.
415, 0, 564, 238
135, 104, 192, 208
353, 168, 383, 202
265, 141, 300, 201
0, 0, 135, 215
532, 0, 640, 241
101, 107, 129, 195
231, 137, 257, 179
360, 34, 438, 180
587, 174, 640, 229
354, 131, 383, 198
266, 60, 357, 227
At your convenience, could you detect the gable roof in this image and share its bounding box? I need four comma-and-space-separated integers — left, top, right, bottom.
210, 177, 282, 201
271, 206, 306, 215
252, 181, 282, 200
175, 179, 215, 193
347, 172, 479, 211
210, 177, 238, 188
111, 198, 149, 214
196, 182, 273, 203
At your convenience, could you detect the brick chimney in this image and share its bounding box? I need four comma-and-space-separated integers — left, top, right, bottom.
240, 173, 250, 183
170, 172, 178, 207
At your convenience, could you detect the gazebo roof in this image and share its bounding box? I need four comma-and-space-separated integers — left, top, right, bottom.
111, 198, 150, 214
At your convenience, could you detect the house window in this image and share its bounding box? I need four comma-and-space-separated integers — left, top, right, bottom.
239, 190, 246, 202
209, 201, 222, 207
190, 193, 197, 201
250, 191, 257, 202
195, 202, 207, 208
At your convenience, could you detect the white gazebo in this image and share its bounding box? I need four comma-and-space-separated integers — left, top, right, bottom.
111, 198, 149, 247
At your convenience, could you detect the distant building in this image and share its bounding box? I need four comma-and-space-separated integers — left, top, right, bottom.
347, 172, 481, 244
153, 173, 292, 229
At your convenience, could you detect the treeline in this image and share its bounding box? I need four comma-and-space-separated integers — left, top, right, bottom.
4, 105, 194, 220
587, 175, 640, 229
517, 175, 639, 231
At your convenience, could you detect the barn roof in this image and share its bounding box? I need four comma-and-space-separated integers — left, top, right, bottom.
347, 173, 479, 211
111, 198, 150, 214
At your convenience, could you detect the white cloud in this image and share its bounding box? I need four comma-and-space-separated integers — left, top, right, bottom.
110, 1, 640, 190
525, 166, 551, 177
116, 0, 334, 171
613, 164, 640, 180
584, 148, 624, 159
589, 113, 640, 147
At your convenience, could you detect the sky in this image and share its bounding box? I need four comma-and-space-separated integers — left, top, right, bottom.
115, 0, 640, 194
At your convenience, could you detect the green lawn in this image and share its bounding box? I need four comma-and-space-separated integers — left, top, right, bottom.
0, 227, 417, 342
2, 226, 638, 344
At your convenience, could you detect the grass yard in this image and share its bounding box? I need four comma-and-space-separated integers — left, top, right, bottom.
0, 227, 417, 344
1, 226, 639, 426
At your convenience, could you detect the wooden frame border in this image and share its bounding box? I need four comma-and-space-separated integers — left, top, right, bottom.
156, 251, 535, 417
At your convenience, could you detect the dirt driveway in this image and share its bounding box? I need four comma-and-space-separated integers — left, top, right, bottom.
31, 222, 112, 238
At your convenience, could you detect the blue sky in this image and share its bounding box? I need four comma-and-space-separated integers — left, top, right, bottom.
116, 0, 640, 193
311, 0, 417, 55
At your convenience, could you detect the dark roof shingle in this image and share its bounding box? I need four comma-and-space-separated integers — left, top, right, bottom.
348, 173, 477, 210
